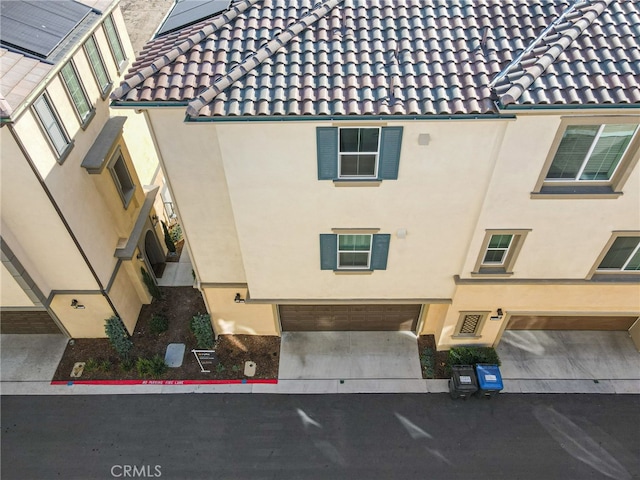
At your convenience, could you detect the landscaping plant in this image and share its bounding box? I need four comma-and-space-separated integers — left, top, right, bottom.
420, 347, 436, 378
136, 355, 168, 379
169, 223, 183, 243
162, 221, 176, 254
149, 313, 169, 335
447, 346, 501, 368
105, 316, 133, 361
190, 313, 214, 349
141, 267, 162, 300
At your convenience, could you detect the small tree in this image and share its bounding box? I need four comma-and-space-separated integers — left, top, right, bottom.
105, 316, 133, 361
141, 267, 162, 300
162, 221, 176, 254
190, 313, 214, 349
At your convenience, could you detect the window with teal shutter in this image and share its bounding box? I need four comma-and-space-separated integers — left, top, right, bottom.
320, 233, 390, 271
316, 127, 402, 181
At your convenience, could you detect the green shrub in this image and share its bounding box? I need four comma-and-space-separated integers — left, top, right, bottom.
141, 267, 162, 300
420, 347, 436, 378
162, 221, 176, 253
120, 358, 135, 372
215, 362, 226, 373
190, 313, 214, 349
98, 359, 112, 372
136, 355, 168, 379
149, 314, 169, 335
169, 223, 183, 243
105, 316, 133, 361
447, 346, 501, 367
84, 358, 99, 373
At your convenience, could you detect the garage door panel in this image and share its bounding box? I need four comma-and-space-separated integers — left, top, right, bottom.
280, 304, 420, 331
0, 310, 62, 334
507, 315, 637, 331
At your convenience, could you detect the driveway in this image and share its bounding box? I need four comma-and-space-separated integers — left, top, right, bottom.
1, 334, 68, 382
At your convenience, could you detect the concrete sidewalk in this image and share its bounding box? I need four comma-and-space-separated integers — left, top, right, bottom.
1, 331, 638, 395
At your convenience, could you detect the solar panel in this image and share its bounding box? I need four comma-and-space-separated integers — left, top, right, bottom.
156, 0, 230, 36
0, 0, 92, 59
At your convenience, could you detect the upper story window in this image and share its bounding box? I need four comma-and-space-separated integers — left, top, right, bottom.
103, 14, 126, 71
473, 229, 530, 276
546, 124, 637, 181
317, 126, 403, 183
60, 61, 94, 126
597, 236, 640, 272
338, 234, 372, 269
32, 94, 73, 162
84, 35, 112, 96
533, 119, 639, 198
339, 128, 380, 178
109, 149, 135, 208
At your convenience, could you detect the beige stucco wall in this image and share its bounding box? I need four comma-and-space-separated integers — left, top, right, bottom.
629, 319, 640, 351
0, 265, 36, 307
438, 283, 640, 348
108, 261, 147, 334
202, 286, 279, 336
49, 293, 113, 338
460, 114, 640, 279
144, 110, 246, 284
418, 303, 450, 337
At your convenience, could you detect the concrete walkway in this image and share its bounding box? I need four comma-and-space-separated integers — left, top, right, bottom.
157, 248, 193, 287
1, 330, 638, 395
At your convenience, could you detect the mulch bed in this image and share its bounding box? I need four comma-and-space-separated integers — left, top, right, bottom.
416, 335, 449, 379
52, 286, 280, 382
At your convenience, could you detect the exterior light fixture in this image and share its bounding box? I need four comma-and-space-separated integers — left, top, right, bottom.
234, 293, 245, 304
71, 299, 85, 310
490, 308, 504, 321
150, 215, 159, 227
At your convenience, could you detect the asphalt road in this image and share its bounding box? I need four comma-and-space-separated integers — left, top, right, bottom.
2, 394, 639, 480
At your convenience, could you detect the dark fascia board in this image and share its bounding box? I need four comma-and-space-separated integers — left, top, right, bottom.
114, 186, 159, 260
502, 103, 640, 111
81, 116, 127, 174
183, 113, 517, 123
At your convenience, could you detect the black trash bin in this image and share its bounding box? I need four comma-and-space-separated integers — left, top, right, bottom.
475, 364, 503, 398
448, 365, 478, 399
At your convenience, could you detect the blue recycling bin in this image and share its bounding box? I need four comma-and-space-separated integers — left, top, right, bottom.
475, 364, 503, 397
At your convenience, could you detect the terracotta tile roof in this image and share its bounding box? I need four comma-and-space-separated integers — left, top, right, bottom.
0, 49, 53, 118
112, 0, 640, 117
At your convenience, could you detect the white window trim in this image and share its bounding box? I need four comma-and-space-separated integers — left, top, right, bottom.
337, 234, 372, 270
338, 127, 380, 179
482, 234, 513, 266
545, 123, 638, 183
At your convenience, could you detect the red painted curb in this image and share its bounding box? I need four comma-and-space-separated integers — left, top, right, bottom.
51, 379, 278, 386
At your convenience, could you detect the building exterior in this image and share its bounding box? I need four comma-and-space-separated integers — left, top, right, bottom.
1, 0, 168, 337
112, 0, 640, 349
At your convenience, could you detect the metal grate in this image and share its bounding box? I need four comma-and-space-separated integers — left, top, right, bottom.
459, 314, 482, 335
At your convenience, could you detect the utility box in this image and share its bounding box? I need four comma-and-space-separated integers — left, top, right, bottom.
448, 365, 478, 399
475, 364, 503, 397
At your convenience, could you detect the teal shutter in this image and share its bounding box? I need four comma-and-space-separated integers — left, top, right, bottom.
378, 127, 403, 179
317, 127, 338, 180
320, 234, 337, 270
370, 234, 391, 270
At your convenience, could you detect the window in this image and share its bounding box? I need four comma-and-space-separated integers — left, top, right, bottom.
320, 232, 390, 271
60, 61, 93, 125
103, 14, 126, 70
339, 128, 380, 178
338, 234, 372, 269
109, 150, 135, 208
597, 236, 640, 272
84, 35, 111, 96
474, 229, 530, 275
32, 94, 72, 160
534, 119, 640, 197
317, 126, 403, 182
454, 312, 489, 337
546, 124, 637, 181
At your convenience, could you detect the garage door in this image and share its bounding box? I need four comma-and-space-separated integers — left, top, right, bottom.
506, 315, 638, 331
0, 310, 63, 334
279, 304, 421, 331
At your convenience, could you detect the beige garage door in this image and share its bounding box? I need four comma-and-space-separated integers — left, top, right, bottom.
0, 310, 63, 334
279, 304, 421, 331
506, 315, 638, 331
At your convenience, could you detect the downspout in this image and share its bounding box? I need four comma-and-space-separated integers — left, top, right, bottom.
6, 124, 121, 320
